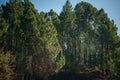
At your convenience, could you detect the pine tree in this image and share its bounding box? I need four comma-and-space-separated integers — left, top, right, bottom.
0, 18, 8, 48
48, 9, 61, 33
74, 2, 97, 67
0, 0, 119, 79
60, 0, 78, 72
29, 12, 64, 79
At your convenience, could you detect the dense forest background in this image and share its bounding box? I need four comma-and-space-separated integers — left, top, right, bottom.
0, 0, 120, 80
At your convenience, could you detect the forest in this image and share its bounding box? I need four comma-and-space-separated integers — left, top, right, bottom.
0, 0, 120, 80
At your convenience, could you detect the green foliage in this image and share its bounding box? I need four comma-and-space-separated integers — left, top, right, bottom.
27, 11, 63, 78
59, 0, 78, 72
55, 53, 65, 73
48, 9, 61, 33
0, 18, 8, 37
60, 0, 76, 34
114, 48, 120, 78
0, 18, 8, 48
107, 56, 117, 76
0, 50, 15, 80
0, 0, 119, 79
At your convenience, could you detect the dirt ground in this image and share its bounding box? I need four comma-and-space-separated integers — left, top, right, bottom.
49, 68, 113, 80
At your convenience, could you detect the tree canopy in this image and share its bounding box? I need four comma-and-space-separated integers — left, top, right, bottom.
0, 0, 120, 80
